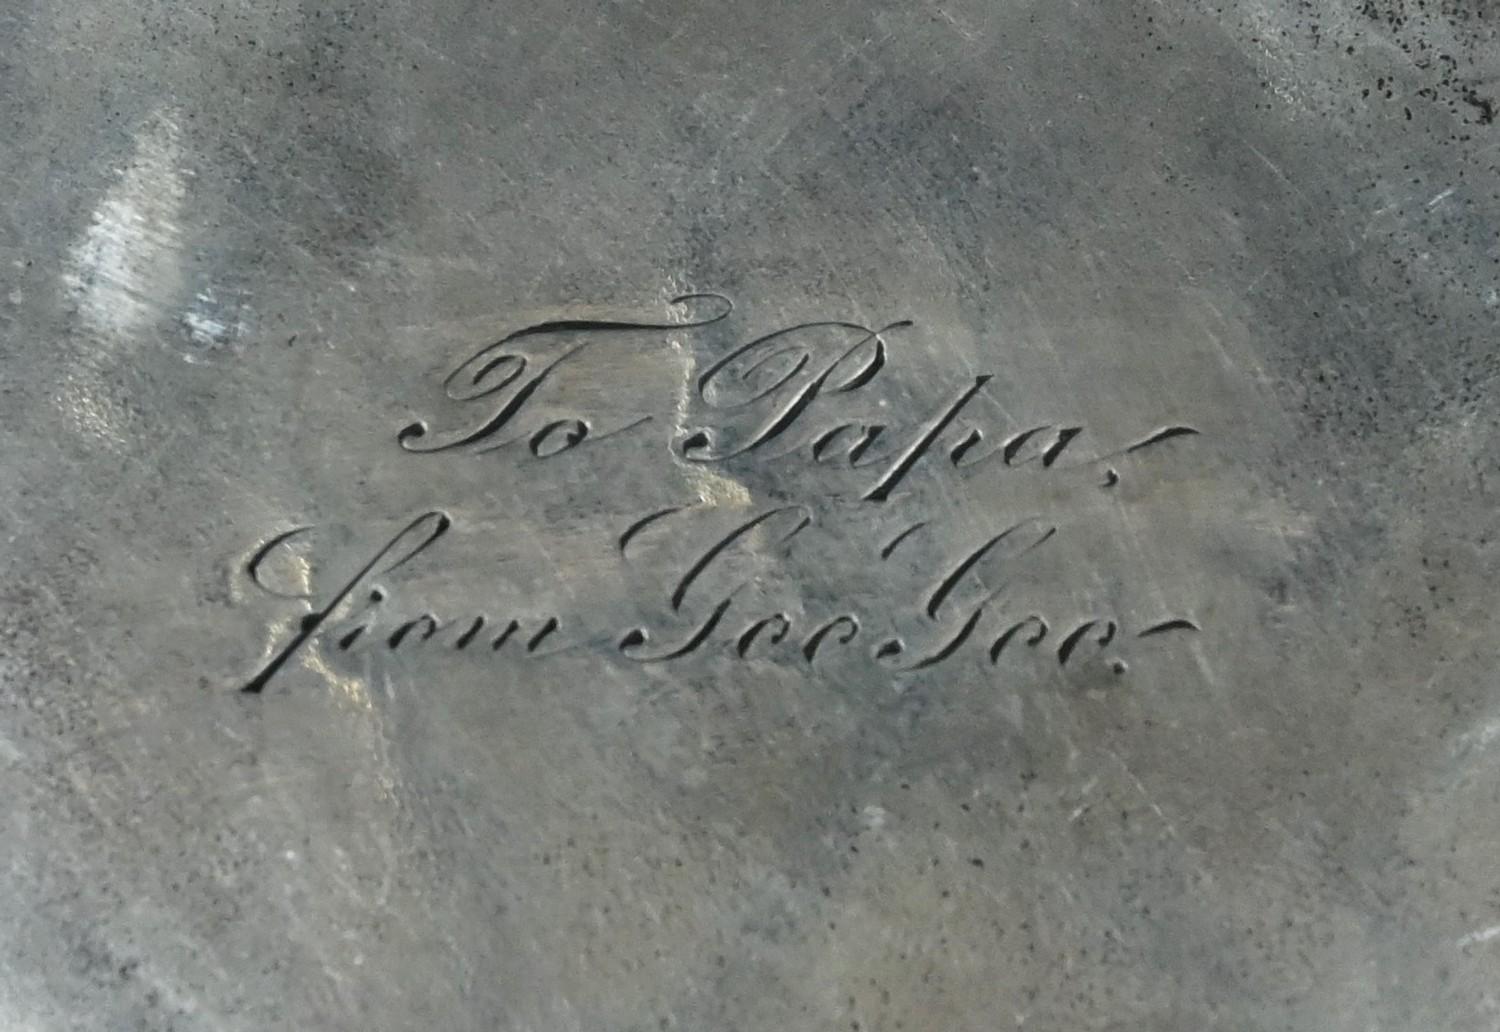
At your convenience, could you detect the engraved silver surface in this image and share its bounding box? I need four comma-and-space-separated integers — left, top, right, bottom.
3, 2, 1499, 1029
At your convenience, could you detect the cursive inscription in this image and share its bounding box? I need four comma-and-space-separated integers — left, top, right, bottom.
236, 292, 1202, 694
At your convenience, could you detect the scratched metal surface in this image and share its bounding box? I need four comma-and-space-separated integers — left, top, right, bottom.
3, 1, 1500, 1029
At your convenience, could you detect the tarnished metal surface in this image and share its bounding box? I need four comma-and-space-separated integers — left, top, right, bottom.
3, 1, 1499, 1028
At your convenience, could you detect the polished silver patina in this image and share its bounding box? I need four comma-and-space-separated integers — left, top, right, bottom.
3, 1, 1499, 1029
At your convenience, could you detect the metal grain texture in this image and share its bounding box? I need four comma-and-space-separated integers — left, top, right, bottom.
1, 1, 1498, 1029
